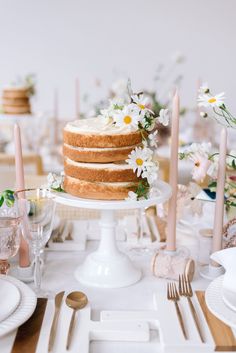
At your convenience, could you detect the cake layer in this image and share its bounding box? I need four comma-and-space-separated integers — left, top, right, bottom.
63, 143, 139, 163
2, 97, 29, 106
63, 175, 138, 200
3, 105, 31, 114
3, 88, 29, 99
64, 158, 139, 182
64, 117, 142, 148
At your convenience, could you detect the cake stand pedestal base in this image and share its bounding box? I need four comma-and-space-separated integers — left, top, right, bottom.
75, 209, 141, 288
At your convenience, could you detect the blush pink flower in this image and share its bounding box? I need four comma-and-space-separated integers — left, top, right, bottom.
190, 153, 211, 183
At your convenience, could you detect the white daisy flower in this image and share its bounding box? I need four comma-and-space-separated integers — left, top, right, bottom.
148, 130, 158, 148
113, 105, 140, 129
125, 191, 138, 201
126, 147, 150, 177
131, 94, 153, 117
158, 108, 169, 126
198, 92, 225, 108
189, 153, 211, 183
142, 163, 159, 184
47, 172, 54, 185
47, 172, 63, 190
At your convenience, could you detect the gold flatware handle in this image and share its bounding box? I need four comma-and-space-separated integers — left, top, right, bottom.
66, 310, 76, 350
174, 301, 188, 340
187, 297, 205, 343
48, 308, 60, 351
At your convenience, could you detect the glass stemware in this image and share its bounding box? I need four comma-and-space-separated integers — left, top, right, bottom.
128, 208, 152, 257
0, 204, 21, 274
15, 188, 56, 297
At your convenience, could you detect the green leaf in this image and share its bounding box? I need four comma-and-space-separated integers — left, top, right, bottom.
232, 159, 236, 170
0, 195, 4, 207
5, 198, 14, 208
208, 181, 217, 189
179, 152, 186, 160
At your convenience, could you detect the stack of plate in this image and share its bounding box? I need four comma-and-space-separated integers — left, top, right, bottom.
0, 275, 36, 337
205, 275, 236, 329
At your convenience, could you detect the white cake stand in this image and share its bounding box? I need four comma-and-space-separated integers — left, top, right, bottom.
54, 180, 171, 288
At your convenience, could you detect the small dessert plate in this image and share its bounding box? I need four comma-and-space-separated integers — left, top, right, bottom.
0, 278, 21, 322
205, 275, 236, 329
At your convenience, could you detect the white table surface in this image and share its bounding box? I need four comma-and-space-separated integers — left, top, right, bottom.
2, 226, 227, 353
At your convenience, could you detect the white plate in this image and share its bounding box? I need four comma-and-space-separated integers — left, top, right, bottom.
205, 275, 236, 329
222, 287, 236, 312
0, 279, 21, 323
0, 275, 37, 337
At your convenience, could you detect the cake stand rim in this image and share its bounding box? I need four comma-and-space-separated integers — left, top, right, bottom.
53, 180, 172, 210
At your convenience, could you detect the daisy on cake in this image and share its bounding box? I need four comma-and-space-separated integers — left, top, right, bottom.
59, 85, 169, 201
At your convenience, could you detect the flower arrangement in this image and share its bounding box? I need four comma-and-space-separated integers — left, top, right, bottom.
180, 143, 236, 210
48, 84, 169, 200
82, 53, 186, 143
198, 83, 236, 129
47, 172, 64, 192
99, 88, 169, 200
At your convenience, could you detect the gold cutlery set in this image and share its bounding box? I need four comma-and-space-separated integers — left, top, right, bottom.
48, 291, 88, 351
167, 274, 204, 342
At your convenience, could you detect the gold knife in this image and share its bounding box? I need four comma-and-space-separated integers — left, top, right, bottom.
48, 291, 65, 351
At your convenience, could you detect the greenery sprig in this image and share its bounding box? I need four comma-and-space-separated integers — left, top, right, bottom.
0, 190, 15, 208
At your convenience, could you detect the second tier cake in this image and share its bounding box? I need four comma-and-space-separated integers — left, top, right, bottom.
2, 87, 31, 114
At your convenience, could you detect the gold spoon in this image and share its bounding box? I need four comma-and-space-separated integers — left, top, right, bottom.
65, 291, 88, 350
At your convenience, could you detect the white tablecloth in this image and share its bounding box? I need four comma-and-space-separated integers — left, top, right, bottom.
1, 229, 217, 353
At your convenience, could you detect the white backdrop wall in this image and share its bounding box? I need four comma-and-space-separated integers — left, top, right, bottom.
0, 0, 235, 119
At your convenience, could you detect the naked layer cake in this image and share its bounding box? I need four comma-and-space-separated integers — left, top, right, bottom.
2, 87, 31, 114
63, 117, 142, 200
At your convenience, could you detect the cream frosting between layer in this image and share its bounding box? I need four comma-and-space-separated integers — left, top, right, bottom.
64, 117, 138, 135
65, 157, 132, 170
66, 175, 136, 187
64, 143, 140, 152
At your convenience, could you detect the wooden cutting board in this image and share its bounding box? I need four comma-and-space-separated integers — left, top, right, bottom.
11, 298, 47, 353
196, 291, 236, 351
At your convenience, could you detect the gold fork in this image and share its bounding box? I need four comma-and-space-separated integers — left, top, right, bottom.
167, 282, 188, 339
179, 274, 205, 343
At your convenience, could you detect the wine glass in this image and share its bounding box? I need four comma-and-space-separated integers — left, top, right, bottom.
15, 188, 56, 297
0, 204, 21, 274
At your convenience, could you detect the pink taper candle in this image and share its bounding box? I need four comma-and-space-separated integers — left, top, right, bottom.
14, 124, 30, 267
166, 91, 180, 252
75, 78, 80, 119
211, 127, 227, 260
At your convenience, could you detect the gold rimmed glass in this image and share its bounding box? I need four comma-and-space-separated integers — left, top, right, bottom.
14, 188, 56, 297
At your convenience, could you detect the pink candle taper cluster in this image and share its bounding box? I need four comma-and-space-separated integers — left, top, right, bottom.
166, 91, 180, 252
14, 124, 30, 268
212, 127, 227, 258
